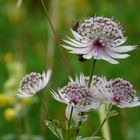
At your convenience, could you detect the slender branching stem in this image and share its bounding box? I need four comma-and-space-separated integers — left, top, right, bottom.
75, 112, 84, 136
92, 117, 107, 136
40, 0, 72, 78
68, 106, 74, 130
88, 59, 96, 87
92, 104, 112, 136
37, 93, 51, 120
76, 59, 96, 137
37, 94, 63, 139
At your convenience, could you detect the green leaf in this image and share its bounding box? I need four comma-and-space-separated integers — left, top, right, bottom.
45, 119, 63, 140
76, 136, 106, 140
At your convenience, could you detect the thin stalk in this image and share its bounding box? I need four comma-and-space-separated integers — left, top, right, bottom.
37, 93, 51, 120
40, 0, 72, 78
92, 104, 112, 137
98, 105, 111, 140
68, 106, 74, 130
92, 117, 107, 136
88, 59, 96, 87
75, 112, 84, 136
38, 94, 63, 140
76, 59, 96, 136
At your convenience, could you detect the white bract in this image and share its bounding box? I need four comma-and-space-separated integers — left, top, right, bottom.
17, 69, 52, 97
63, 17, 136, 64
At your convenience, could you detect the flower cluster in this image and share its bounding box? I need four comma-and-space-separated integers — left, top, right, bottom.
51, 74, 140, 123
17, 16, 139, 140
63, 17, 136, 64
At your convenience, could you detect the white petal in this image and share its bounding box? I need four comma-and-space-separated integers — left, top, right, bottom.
105, 48, 129, 59
113, 37, 127, 46
64, 39, 88, 47
98, 49, 109, 61
79, 73, 86, 85
51, 91, 66, 103
70, 47, 91, 54
62, 45, 75, 51
110, 45, 136, 53
75, 75, 79, 83
118, 101, 140, 108
67, 36, 88, 46
71, 29, 82, 40
98, 49, 119, 64
82, 53, 93, 59
45, 69, 52, 84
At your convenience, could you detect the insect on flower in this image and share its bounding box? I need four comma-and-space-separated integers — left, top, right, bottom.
72, 21, 80, 32
63, 17, 136, 64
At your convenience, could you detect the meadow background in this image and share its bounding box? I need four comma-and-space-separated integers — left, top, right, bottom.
0, 0, 140, 140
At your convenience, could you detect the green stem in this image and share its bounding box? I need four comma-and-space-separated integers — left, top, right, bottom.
92, 104, 112, 136
75, 112, 84, 136
66, 107, 74, 140
68, 106, 74, 130
37, 93, 51, 120
92, 117, 107, 136
75, 59, 96, 137
88, 59, 96, 87
40, 0, 72, 79
38, 94, 63, 140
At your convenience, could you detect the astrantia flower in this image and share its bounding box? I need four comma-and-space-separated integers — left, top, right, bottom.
51, 74, 100, 123
17, 70, 52, 97
63, 17, 136, 64
99, 77, 140, 108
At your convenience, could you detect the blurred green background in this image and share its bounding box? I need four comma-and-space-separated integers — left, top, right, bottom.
0, 0, 140, 140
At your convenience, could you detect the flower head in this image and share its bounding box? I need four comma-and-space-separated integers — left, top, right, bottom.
106, 78, 140, 108
51, 74, 99, 111
51, 74, 100, 123
63, 17, 136, 64
17, 70, 52, 97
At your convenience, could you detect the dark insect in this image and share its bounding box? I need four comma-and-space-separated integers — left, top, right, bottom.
72, 21, 80, 32
78, 55, 87, 62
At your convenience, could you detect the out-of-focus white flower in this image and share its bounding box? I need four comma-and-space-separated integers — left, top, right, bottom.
65, 106, 88, 125
63, 17, 136, 64
17, 70, 52, 97
94, 77, 140, 108
51, 74, 100, 123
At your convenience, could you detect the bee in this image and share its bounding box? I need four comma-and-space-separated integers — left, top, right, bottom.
78, 54, 87, 62
72, 21, 80, 32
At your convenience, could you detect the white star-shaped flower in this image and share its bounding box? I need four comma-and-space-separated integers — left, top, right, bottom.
63, 17, 136, 64
17, 69, 52, 97
105, 78, 140, 108
51, 74, 101, 124
92, 76, 140, 108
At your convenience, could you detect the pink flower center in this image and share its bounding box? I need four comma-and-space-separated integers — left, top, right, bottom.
93, 40, 104, 48
70, 97, 79, 105
112, 96, 121, 103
